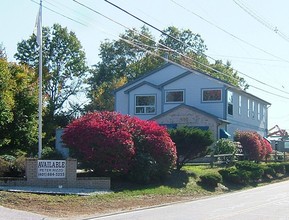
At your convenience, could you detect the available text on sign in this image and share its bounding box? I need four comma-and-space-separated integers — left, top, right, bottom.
37, 160, 66, 178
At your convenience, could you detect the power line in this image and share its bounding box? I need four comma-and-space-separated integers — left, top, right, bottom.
85, 23, 289, 101
170, 0, 289, 64
207, 54, 281, 62
73, 0, 289, 100
31, 0, 87, 26
233, 0, 289, 43
45, 0, 94, 25
103, 0, 289, 96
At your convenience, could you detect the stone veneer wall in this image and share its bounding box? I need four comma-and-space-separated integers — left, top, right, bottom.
0, 158, 110, 190
155, 106, 218, 139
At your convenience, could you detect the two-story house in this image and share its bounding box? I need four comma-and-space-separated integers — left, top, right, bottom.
114, 62, 271, 140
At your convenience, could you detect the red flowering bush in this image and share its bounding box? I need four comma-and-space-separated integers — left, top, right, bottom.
234, 131, 272, 161
62, 111, 177, 181
129, 118, 177, 182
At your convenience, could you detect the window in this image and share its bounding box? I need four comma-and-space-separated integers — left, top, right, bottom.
135, 95, 156, 114
257, 103, 261, 120
247, 99, 250, 118
161, 124, 177, 129
238, 95, 242, 115
202, 89, 222, 102
165, 90, 184, 103
263, 105, 266, 121
252, 101, 255, 119
227, 91, 233, 115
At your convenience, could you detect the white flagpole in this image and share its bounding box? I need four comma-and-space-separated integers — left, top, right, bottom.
37, 0, 43, 159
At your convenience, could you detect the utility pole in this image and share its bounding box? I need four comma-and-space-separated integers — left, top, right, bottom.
36, 0, 43, 159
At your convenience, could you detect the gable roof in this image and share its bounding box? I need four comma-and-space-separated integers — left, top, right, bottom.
115, 62, 271, 105
158, 71, 191, 87
114, 62, 171, 93
124, 81, 159, 94
151, 104, 230, 124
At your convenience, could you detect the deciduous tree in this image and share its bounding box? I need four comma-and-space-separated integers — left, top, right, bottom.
87, 26, 247, 112
15, 23, 88, 146
0, 58, 38, 154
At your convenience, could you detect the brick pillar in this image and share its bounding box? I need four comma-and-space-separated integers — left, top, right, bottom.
66, 158, 77, 186
25, 158, 38, 181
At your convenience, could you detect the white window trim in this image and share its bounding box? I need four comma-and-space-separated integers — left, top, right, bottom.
257, 103, 261, 120
247, 99, 251, 118
252, 101, 255, 119
135, 95, 156, 115
238, 95, 242, 115
227, 90, 233, 116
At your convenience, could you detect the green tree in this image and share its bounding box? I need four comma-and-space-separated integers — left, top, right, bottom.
159, 26, 207, 59
87, 25, 246, 111
6, 63, 38, 154
87, 26, 162, 111
0, 59, 38, 155
0, 43, 7, 59
15, 23, 88, 146
209, 60, 248, 89
169, 127, 214, 170
0, 58, 15, 147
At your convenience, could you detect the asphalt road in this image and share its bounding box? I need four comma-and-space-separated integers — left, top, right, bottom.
88, 180, 289, 220
0, 205, 51, 220
3, 180, 289, 220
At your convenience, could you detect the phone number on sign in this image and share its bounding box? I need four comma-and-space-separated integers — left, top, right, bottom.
38, 172, 65, 177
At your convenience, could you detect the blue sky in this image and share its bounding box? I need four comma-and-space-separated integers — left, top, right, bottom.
2, 0, 289, 131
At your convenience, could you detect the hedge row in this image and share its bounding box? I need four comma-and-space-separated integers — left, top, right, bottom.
199, 161, 289, 187
219, 161, 289, 185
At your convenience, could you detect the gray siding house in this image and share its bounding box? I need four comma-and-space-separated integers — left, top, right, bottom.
114, 63, 271, 140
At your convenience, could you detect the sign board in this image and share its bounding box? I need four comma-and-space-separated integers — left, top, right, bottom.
37, 160, 66, 178
271, 140, 289, 152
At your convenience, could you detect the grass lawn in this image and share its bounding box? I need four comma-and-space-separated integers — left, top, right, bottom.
0, 164, 286, 218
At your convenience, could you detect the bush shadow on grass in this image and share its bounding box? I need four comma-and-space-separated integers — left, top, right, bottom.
196, 181, 217, 192
111, 169, 196, 192
163, 169, 197, 188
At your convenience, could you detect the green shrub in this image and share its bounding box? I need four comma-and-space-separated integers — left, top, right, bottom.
250, 169, 264, 182
214, 139, 237, 155
0, 154, 26, 177
268, 163, 285, 174
235, 161, 261, 171
283, 163, 289, 174
218, 168, 232, 180
219, 165, 259, 184
219, 167, 247, 184
41, 147, 64, 160
262, 166, 276, 178
199, 173, 222, 187
128, 152, 158, 184
0, 157, 10, 177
